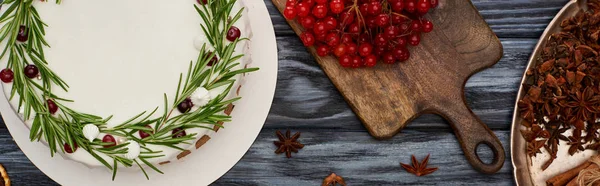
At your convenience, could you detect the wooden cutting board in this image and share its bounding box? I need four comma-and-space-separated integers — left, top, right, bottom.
272, 0, 505, 174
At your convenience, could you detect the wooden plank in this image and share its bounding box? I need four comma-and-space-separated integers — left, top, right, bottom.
214, 129, 513, 185
0, 130, 58, 185
265, 0, 570, 38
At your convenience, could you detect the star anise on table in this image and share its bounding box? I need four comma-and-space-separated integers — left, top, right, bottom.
322, 173, 346, 186
273, 130, 304, 158
400, 154, 438, 177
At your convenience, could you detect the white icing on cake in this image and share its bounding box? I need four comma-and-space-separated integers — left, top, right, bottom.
0, 0, 252, 168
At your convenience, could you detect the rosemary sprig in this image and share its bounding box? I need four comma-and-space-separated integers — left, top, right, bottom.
0, 0, 256, 180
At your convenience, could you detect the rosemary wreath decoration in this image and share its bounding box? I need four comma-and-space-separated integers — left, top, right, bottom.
0, 0, 256, 180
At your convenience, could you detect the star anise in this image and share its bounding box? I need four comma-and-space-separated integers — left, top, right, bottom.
273, 130, 304, 158
567, 130, 586, 155
518, 98, 536, 123
527, 139, 546, 157
400, 154, 438, 177
559, 87, 599, 121
322, 173, 346, 186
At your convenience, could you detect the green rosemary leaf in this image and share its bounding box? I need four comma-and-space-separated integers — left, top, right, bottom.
139, 157, 164, 174
0, 3, 18, 22
111, 158, 118, 181
134, 159, 150, 180
174, 73, 183, 105
128, 126, 154, 132
89, 149, 112, 170
116, 110, 147, 127
206, 79, 233, 90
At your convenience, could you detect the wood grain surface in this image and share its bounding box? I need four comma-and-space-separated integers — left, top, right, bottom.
0, 0, 570, 185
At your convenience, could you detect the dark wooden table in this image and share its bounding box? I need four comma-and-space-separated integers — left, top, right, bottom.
0, 0, 571, 185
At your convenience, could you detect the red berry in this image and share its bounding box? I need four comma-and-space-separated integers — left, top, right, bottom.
139, 125, 153, 139
393, 46, 411, 62
359, 3, 369, 16
206, 52, 219, 66
374, 34, 387, 47
358, 43, 373, 57
417, 0, 431, 15
24, 64, 38, 78
347, 23, 361, 34
366, 16, 378, 28
384, 25, 400, 40
351, 56, 363, 68
405, 0, 417, 13
315, 32, 327, 41
392, 14, 406, 24
422, 20, 434, 33
346, 42, 357, 55
364, 55, 377, 67
341, 34, 353, 44
383, 52, 396, 64
226, 26, 241, 41
64, 142, 77, 153
339, 11, 355, 25
283, 6, 297, 20
374, 46, 386, 56
300, 32, 316, 47
102, 135, 116, 148
312, 4, 328, 18
47, 99, 58, 114
177, 98, 194, 113
408, 33, 421, 46
430, 0, 439, 8
296, 2, 312, 17
16, 25, 28, 42
397, 36, 408, 47
197, 0, 208, 5
323, 16, 338, 30
300, 16, 316, 29
339, 55, 352, 67
313, 22, 328, 34
325, 33, 340, 47
315, 0, 327, 4
333, 44, 347, 57
316, 44, 330, 56
329, 0, 345, 14
411, 20, 421, 32
0, 69, 13, 83
399, 23, 410, 33
391, 0, 404, 12
172, 127, 187, 138
286, 0, 297, 7
375, 14, 390, 27
367, 2, 382, 15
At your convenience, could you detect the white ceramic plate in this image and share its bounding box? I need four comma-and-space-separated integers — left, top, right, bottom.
0, 0, 277, 185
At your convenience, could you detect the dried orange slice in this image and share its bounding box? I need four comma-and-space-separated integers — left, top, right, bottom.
0, 164, 9, 186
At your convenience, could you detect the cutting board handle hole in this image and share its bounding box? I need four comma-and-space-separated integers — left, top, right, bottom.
475, 142, 497, 165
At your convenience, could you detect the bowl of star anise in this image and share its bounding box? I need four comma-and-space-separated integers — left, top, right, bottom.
512, 0, 600, 185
